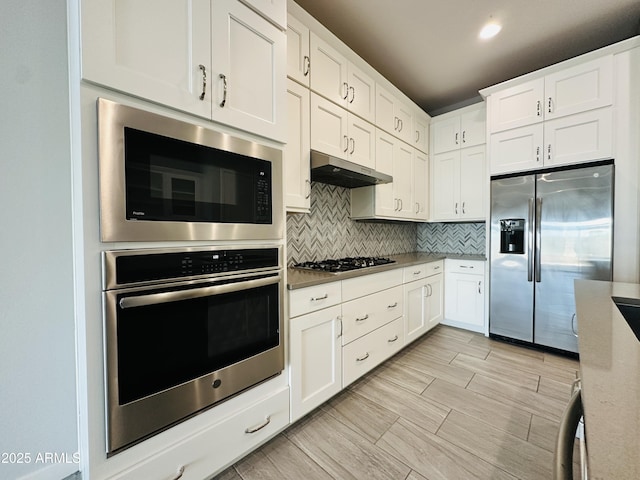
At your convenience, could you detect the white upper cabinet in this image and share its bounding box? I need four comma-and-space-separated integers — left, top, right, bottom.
286, 14, 310, 87
413, 150, 429, 221
487, 54, 614, 174
413, 108, 430, 154
81, 0, 286, 142
489, 55, 613, 133
285, 79, 311, 212
310, 33, 375, 123
376, 84, 414, 144
211, 0, 286, 141
239, 0, 286, 30
81, 0, 212, 119
350, 129, 414, 221
432, 104, 486, 154
431, 145, 485, 221
310, 93, 375, 169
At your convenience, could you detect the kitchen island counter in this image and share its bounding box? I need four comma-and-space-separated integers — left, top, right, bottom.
287, 252, 485, 290
574, 280, 640, 480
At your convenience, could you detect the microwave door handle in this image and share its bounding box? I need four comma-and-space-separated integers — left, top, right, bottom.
118, 274, 281, 309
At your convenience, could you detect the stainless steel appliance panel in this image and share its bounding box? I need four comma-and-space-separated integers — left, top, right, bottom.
534, 165, 613, 352
490, 174, 535, 342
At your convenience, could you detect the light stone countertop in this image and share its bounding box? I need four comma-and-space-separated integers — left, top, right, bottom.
574, 280, 640, 480
287, 252, 486, 290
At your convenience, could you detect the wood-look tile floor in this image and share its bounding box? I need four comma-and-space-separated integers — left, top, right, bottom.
214, 325, 580, 480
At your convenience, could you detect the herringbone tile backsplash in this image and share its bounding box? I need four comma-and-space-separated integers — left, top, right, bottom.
417, 222, 486, 255
286, 182, 486, 265
286, 183, 416, 265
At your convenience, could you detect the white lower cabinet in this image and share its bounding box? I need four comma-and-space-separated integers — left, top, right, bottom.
443, 259, 485, 333
403, 261, 444, 345
113, 387, 290, 479
343, 317, 404, 387
289, 305, 342, 421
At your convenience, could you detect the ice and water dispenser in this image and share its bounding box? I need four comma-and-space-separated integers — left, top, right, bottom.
499, 219, 525, 254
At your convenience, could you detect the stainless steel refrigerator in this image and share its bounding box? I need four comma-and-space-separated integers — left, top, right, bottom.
489, 162, 613, 354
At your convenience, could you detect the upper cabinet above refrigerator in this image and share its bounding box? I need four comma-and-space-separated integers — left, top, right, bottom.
483, 54, 615, 175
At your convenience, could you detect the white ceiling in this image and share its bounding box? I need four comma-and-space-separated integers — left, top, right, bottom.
293, 0, 640, 115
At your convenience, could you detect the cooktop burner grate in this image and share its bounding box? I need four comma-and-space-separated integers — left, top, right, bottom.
293, 256, 395, 273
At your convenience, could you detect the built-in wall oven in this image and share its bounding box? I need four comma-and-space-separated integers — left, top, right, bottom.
102, 245, 284, 455
97, 98, 283, 242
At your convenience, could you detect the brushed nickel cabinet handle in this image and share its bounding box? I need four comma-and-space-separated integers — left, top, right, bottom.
387, 335, 399, 343
343, 135, 349, 153
349, 137, 355, 154
478, 281, 482, 294
303, 55, 310, 76
387, 302, 398, 308
349, 86, 355, 104
170, 466, 185, 480
547, 144, 552, 161
305, 179, 311, 199
548, 97, 553, 113
310, 293, 328, 302
245, 416, 271, 434
198, 65, 207, 100
356, 314, 369, 322
455, 132, 459, 145
219, 73, 227, 107
342, 82, 349, 100
536, 100, 541, 117
462, 130, 466, 144
356, 352, 370, 362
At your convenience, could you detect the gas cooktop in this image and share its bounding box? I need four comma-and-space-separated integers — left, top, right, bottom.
293, 256, 395, 274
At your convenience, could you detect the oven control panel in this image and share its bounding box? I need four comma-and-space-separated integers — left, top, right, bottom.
105, 247, 280, 287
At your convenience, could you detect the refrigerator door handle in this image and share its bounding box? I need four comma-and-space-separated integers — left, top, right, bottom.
528, 198, 535, 282
535, 198, 543, 282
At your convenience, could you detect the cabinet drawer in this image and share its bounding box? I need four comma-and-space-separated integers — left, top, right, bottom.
445, 259, 485, 275
289, 281, 342, 318
343, 317, 404, 387
342, 268, 403, 301
403, 260, 443, 282
113, 387, 290, 479
341, 285, 403, 344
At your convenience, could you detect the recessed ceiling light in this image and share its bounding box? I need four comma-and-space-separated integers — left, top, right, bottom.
479, 21, 502, 40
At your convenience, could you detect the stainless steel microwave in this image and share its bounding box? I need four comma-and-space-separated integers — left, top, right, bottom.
97, 98, 283, 242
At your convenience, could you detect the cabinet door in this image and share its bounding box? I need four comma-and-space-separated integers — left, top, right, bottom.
81, 0, 211, 119
289, 306, 342, 422
347, 64, 376, 123
459, 145, 486, 220
211, 0, 286, 142
489, 124, 544, 175
375, 84, 396, 135
460, 107, 486, 148
444, 273, 484, 331
413, 150, 429, 221
431, 117, 460, 154
372, 129, 397, 217
413, 109, 430, 153
310, 33, 348, 107
240, 0, 286, 30
404, 279, 427, 345
348, 115, 376, 169
285, 80, 310, 212
286, 14, 310, 86
544, 55, 613, 120
431, 150, 460, 221
425, 273, 443, 331
543, 107, 613, 168
394, 141, 415, 218
311, 94, 349, 160
489, 78, 544, 133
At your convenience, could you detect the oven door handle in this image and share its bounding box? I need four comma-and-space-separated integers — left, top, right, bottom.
118, 274, 281, 309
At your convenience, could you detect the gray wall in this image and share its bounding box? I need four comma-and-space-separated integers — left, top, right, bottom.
0, 1, 78, 478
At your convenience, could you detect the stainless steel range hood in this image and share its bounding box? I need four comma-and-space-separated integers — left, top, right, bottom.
310, 150, 392, 188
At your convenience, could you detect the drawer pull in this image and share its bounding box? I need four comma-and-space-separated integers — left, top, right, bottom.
310, 294, 328, 302
245, 415, 271, 434
356, 352, 370, 362
433, 265, 441, 270
356, 314, 369, 322
387, 302, 398, 308
170, 466, 185, 480
413, 270, 421, 275
388, 335, 399, 343
460, 265, 474, 269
